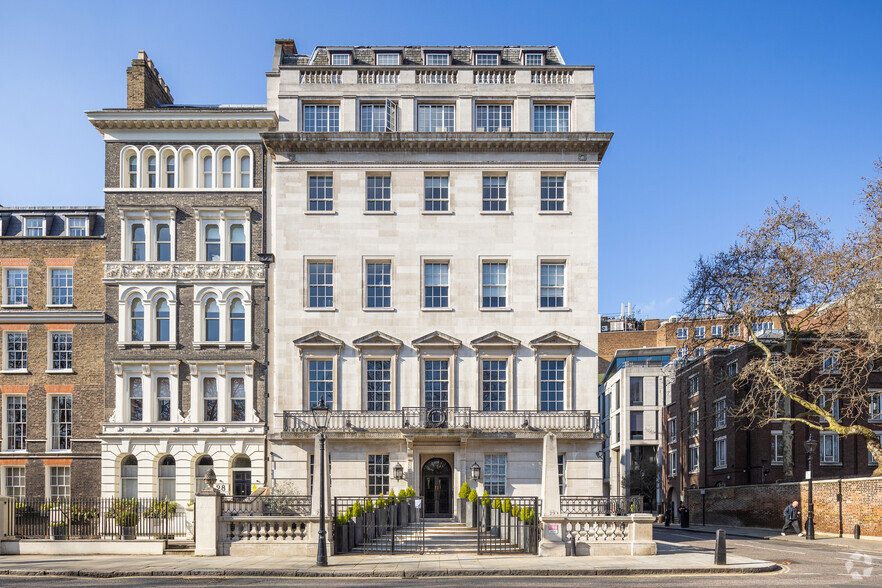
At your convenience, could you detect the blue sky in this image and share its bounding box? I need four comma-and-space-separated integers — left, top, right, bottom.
1, 1, 880, 318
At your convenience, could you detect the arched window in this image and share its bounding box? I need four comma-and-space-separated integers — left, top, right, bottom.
156, 224, 171, 261
231, 377, 246, 422
147, 155, 157, 188
131, 298, 144, 341
128, 376, 143, 421
127, 155, 138, 188
181, 151, 194, 188
165, 155, 175, 188
201, 156, 213, 188
221, 155, 232, 188
156, 376, 171, 422
230, 299, 245, 342
204, 299, 220, 341
121, 455, 138, 498
158, 455, 176, 500
155, 298, 170, 342
205, 224, 221, 261
231, 455, 252, 497
230, 224, 246, 262
203, 377, 218, 421
131, 224, 146, 261
239, 155, 251, 188
194, 455, 213, 497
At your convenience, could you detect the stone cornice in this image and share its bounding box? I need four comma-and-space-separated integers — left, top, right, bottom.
0, 310, 105, 323
262, 131, 613, 159
104, 262, 266, 283
87, 109, 278, 134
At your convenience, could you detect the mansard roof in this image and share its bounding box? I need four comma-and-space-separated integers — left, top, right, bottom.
293, 331, 344, 349
353, 331, 403, 349
529, 331, 581, 349
412, 331, 462, 349
471, 331, 521, 349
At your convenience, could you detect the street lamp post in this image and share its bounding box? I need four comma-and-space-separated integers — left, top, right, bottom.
311, 398, 331, 566
804, 434, 818, 540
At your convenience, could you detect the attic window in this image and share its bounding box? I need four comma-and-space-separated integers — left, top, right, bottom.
524, 52, 544, 66
475, 53, 499, 66
331, 53, 350, 66
425, 53, 450, 66
376, 53, 400, 66
67, 217, 89, 237
24, 217, 45, 237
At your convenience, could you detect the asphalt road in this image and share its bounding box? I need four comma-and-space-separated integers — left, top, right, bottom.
1, 528, 880, 587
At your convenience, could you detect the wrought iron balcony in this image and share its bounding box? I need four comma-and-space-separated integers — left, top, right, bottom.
281, 407, 599, 435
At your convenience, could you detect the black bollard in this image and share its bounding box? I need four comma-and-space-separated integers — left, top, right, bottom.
855, 524, 861, 540
714, 529, 727, 565
570, 535, 577, 556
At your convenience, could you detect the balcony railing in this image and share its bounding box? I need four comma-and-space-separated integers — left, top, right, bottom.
560, 496, 642, 515
282, 407, 599, 434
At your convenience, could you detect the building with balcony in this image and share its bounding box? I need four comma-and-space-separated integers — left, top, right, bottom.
0, 207, 106, 499
264, 41, 611, 517
87, 53, 277, 500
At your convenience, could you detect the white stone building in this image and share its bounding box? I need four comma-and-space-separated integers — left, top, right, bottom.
264, 41, 612, 517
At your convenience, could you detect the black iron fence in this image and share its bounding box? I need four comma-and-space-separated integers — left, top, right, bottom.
560, 496, 643, 516
12, 497, 187, 540
222, 495, 311, 516
333, 496, 424, 554
474, 496, 539, 554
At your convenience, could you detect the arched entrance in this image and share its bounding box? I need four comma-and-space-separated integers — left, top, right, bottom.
421, 458, 452, 518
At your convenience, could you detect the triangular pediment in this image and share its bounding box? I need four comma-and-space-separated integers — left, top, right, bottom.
529, 331, 580, 349
353, 331, 403, 349
293, 331, 344, 349
412, 331, 462, 349
471, 331, 521, 348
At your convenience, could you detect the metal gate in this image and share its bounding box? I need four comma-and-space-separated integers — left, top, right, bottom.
476, 496, 539, 554
333, 496, 425, 554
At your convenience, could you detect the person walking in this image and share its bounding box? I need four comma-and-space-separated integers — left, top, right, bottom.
781, 500, 805, 536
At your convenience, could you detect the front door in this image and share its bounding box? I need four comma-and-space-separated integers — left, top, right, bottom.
421, 458, 452, 518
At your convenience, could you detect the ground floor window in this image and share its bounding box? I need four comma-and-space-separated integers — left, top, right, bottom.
4, 466, 25, 499
49, 466, 70, 500
194, 455, 213, 497
367, 454, 390, 496
158, 455, 176, 500
121, 455, 138, 498
484, 454, 506, 495
688, 444, 699, 473
231, 454, 252, 497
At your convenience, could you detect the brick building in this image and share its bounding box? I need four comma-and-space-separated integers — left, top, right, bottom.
0, 207, 106, 499
86, 53, 277, 499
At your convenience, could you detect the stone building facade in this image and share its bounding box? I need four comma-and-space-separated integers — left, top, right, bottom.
0, 207, 106, 499
86, 54, 277, 499
263, 41, 611, 515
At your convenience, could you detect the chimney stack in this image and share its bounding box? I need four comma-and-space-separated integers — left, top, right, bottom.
126, 51, 174, 109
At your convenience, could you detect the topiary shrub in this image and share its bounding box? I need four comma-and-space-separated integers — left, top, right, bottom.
406, 487, 415, 497
398, 488, 407, 502
458, 482, 471, 499
365, 498, 374, 513
502, 498, 511, 514
492, 497, 501, 510
468, 488, 478, 503
352, 501, 363, 517
481, 490, 491, 506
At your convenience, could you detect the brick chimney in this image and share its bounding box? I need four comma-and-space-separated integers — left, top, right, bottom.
126, 50, 174, 109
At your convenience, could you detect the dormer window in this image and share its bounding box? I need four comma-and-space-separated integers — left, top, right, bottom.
376, 53, 400, 66
425, 53, 450, 66
331, 53, 350, 66
524, 52, 544, 66
24, 217, 44, 237
67, 217, 88, 237
475, 52, 500, 66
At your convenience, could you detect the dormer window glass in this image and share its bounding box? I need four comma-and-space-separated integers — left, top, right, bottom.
147, 156, 157, 188
131, 224, 146, 261
376, 53, 400, 66
25, 218, 43, 237
425, 53, 449, 66
475, 52, 499, 66
221, 156, 232, 188
525, 52, 544, 66
205, 224, 221, 261
67, 217, 88, 237
331, 53, 350, 65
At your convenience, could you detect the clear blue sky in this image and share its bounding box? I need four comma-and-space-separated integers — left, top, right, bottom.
1, 1, 880, 318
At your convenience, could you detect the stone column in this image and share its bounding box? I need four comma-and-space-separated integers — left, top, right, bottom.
194, 475, 223, 556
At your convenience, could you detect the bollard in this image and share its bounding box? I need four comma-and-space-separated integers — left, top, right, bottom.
855, 524, 861, 540
570, 535, 577, 556
714, 529, 727, 565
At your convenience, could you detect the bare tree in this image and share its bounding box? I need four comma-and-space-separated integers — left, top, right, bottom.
681, 164, 882, 478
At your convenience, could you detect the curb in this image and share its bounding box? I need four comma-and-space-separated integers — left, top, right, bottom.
655, 526, 773, 540
0, 564, 780, 578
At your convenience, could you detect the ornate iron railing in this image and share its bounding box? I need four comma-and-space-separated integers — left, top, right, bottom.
560, 496, 642, 516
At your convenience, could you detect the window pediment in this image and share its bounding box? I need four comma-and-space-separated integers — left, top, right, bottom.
294, 331, 344, 350
471, 331, 520, 349
529, 331, 580, 349
353, 331, 403, 350
412, 331, 461, 350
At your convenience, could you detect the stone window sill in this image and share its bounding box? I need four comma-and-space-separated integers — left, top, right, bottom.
46, 369, 74, 374
46, 304, 75, 309
0, 369, 29, 375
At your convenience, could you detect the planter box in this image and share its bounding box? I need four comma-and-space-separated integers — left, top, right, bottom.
50, 527, 67, 541
120, 526, 136, 541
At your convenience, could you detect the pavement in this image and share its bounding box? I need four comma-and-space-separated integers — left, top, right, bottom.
655, 523, 882, 553
0, 551, 778, 578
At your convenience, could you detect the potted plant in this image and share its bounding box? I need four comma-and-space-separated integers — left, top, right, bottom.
467, 488, 478, 528
49, 521, 68, 541
335, 513, 349, 554
144, 499, 178, 538
458, 482, 471, 524
481, 490, 492, 532
501, 498, 512, 542
108, 498, 140, 540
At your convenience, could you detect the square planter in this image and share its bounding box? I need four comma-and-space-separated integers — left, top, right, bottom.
120, 526, 136, 540
50, 526, 67, 541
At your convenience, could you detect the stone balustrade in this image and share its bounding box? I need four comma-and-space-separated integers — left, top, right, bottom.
539, 514, 656, 556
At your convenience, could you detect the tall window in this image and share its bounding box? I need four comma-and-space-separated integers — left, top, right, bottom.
130, 298, 144, 341
156, 224, 172, 261
417, 104, 454, 132
424, 359, 449, 409
131, 224, 146, 261
49, 466, 70, 500
308, 176, 334, 211
695, 326, 706, 340
484, 454, 506, 495
231, 377, 246, 422
6, 269, 28, 305
629, 377, 643, 406
50, 269, 73, 305
204, 299, 220, 341
714, 398, 727, 429
156, 377, 171, 422
361, 103, 395, 132
230, 299, 245, 341
533, 104, 569, 132
669, 449, 678, 477
129, 377, 143, 422
481, 262, 507, 308
557, 454, 566, 495
540, 175, 565, 211
668, 417, 677, 444
68, 217, 87, 236
127, 155, 137, 188
366, 262, 391, 309
475, 104, 511, 132
688, 408, 699, 436
194, 455, 213, 497
630, 411, 644, 440
772, 432, 784, 463
120, 455, 137, 498
539, 262, 565, 308
482, 176, 507, 211
820, 432, 839, 464
203, 377, 218, 421
147, 155, 157, 187
4, 396, 26, 451
367, 454, 390, 496
229, 224, 246, 261
4, 466, 25, 499
688, 375, 700, 397
205, 224, 221, 261
423, 262, 449, 308
239, 155, 251, 188
540, 359, 565, 411
50, 395, 72, 450
303, 104, 340, 132
688, 444, 699, 473
201, 156, 212, 187
424, 176, 449, 212
481, 359, 507, 411
714, 437, 727, 468
155, 298, 170, 342
6, 333, 27, 370
165, 155, 175, 188
365, 176, 391, 212
308, 359, 334, 409
51, 333, 72, 370
220, 155, 232, 188
25, 218, 43, 236
366, 359, 391, 411
308, 262, 334, 308
158, 455, 176, 500
871, 393, 882, 421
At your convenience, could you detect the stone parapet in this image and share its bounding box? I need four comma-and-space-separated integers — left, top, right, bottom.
540, 514, 657, 556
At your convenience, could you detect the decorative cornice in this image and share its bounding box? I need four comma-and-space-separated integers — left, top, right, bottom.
87, 110, 278, 134
262, 131, 613, 159
0, 310, 105, 323
104, 262, 266, 283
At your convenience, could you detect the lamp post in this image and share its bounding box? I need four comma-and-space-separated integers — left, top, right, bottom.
804, 434, 818, 540
311, 398, 331, 566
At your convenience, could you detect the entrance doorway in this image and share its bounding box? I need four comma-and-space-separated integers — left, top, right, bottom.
421, 458, 452, 518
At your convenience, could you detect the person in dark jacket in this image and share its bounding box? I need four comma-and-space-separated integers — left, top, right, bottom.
781, 500, 804, 536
